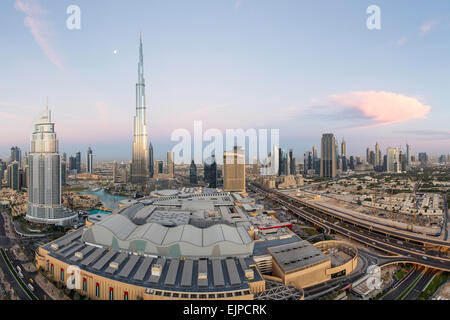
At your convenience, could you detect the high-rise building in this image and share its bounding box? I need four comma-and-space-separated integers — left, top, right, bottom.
418, 152, 428, 165
304, 151, 313, 174
7, 161, 20, 190
131, 33, 150, 185
223, 146, 246, 192
189, 160, 197, 185
61, 161, 67, 186
375, 142, 381, 167
289, 149, 296, 176
113, 160, 118, 183
349, 156, 355, 170
341, 139, 346, 157
204, 155, 218, 188
366, 148, 370, 164
69, 156, 77, 173
167, 151, 174, 179
0, 159, 6, 181
369, 150, 375, 166
86, 147, 93, 174
10, 146, 22, 167
312, 146, 319, 172
155, 160, 164, 174
260, 145, 279, 176
406, 144, 411, 166
386, 148, 401, 173
320, 134, 336, 178
76, 151, 81, 173
149, 142, 154, 178
26, 107, 76, 225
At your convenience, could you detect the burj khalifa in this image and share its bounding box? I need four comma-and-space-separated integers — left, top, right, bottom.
131, 33, 150, 185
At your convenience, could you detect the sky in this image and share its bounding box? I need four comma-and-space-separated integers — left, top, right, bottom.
0, 0, 449, 162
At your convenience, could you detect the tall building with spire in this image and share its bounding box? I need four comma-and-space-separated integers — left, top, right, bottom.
26, 105, 77, 225
86, 147, 93, 174
131, 33, 150, 185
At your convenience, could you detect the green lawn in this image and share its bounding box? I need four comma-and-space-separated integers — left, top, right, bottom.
396, 270, 406, 281
418, 272, 450, 300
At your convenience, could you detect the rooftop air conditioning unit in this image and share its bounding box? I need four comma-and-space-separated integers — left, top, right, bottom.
75, 252, 84, 259
109, 262, 119, 270
152, 264, 162, 276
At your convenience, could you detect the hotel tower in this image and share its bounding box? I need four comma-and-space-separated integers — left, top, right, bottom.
26, 106, 77, 225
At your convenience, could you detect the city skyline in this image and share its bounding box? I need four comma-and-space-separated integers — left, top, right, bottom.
1, 0, 450, 161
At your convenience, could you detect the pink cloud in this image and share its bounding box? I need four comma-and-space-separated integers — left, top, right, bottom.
420, 20, 438, 36
329, 91, 431, 128
14, 0, 64, 71
393, 36, 407, 47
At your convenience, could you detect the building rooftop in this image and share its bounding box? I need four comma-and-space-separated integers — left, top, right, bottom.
268, 240, 330, 273
43, 228, 263, 293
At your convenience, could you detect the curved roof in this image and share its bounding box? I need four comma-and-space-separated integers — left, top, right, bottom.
81, 213, 253, 258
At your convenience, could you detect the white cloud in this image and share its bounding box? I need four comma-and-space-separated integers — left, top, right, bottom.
14, 0, 65, 71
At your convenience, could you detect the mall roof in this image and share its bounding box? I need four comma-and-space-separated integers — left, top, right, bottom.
268, 240, 330, 273
43, 229, 262, 293
81, 214, 254, 258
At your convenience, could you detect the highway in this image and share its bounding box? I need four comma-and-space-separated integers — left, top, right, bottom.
249, 183, 450, 272
444, 194, 448, 241
380, 266, 422, 300
403, 269, 437, 300
0, 214, 10, 247
0, 211, 52, 300
277, 186, 450, 247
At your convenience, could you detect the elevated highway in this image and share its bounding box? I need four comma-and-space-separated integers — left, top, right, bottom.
250, 183, 450, 272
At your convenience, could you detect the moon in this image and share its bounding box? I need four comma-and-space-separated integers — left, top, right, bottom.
113, 50, 118, 55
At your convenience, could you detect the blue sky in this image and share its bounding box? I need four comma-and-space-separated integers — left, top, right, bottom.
0, 0, 449, 161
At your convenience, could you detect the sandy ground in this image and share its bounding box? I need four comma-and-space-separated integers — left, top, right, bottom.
0, 267, 18, 300
435, 282, 450, 300
35, 273, 70, 300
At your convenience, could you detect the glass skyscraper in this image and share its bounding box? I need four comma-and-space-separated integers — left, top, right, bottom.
26, 107, 77, 225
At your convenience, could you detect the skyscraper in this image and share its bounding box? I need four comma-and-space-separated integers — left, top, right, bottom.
288, 149, 296, 175
131, 33, 150, 185
223, 146, 246, 192
7, 161, 20, 190
204, 155, 218, 188
26, 107, 76, 225
341, 139, 346, 157
341, 139, 347, 172
406, 143, 411, 166
320, 134, 336, 178
10, 146, 22, 167
149, 142, 154, 178
386, 148, 401, 173
76, 151, 81, 173
304, 151, 313, 174
86, 147, 93, 174
167, 151, 174, 179
366, 148, 370, 164
189, 160, 198, 185
375, 142, 381, 167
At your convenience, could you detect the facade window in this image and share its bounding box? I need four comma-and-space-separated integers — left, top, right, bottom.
124, 291, 128, 300
60, 268, 64, 281
109, 287, 114, 300
96, 283, 100, 297
83, 278, 87, 292
50, 264, 54, 276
